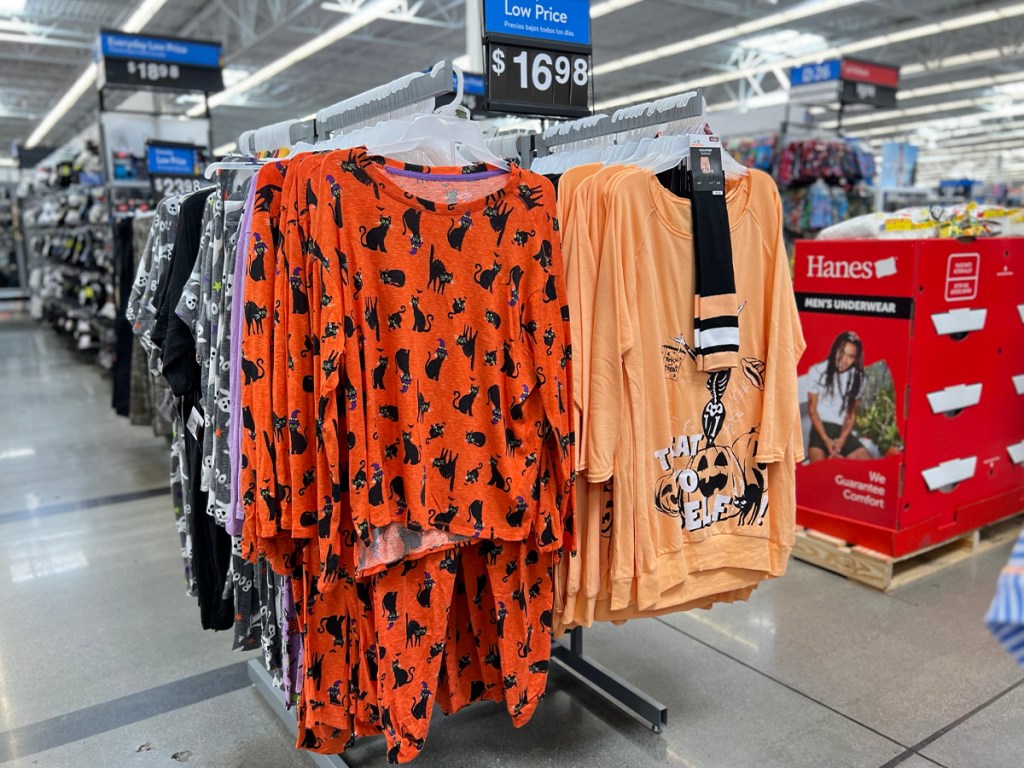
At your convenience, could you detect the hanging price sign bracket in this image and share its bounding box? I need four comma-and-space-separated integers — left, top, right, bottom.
482, 1, 592, 117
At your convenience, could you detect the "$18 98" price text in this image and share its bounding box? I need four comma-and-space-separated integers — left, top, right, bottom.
126, 61, 181, 81
491, 47, 588, 91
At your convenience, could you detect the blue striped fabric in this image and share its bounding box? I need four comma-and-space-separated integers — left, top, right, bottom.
985, 523, 1024, 666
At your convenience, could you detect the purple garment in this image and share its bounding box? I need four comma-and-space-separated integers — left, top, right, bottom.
280, 576, 304, 706
227, 179, 258, 536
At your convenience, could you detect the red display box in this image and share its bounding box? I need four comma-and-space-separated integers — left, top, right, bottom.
793, 237, 1024, 556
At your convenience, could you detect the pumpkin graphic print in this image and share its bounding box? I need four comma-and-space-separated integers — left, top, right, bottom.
652, 360, 770, 535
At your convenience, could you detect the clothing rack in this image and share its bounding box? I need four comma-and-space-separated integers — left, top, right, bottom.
523, 89, 705, 168
318, 60, 457, 137
234, 64, 670, 765
552, 627, 668, 732
506, 89, 711, 735
236, 61, 458, 154
249, 628, 667, 768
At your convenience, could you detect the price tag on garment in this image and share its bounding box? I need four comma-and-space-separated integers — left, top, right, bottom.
689, 135, 725, 196
186, 406, 204, 440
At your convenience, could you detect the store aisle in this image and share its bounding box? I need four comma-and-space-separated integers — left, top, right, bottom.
0, 319, 168, 513
0, 320, 314, 768
0, 319, 1021, 768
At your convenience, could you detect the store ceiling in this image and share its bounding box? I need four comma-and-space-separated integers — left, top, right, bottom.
1, 0, 1024, 180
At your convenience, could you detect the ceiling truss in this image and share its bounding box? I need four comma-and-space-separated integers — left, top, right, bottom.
0, 0, 1022, 181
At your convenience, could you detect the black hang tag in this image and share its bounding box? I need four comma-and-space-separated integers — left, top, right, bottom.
689, 135, 725, 196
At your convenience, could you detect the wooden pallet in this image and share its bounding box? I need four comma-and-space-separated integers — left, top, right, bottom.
792, 514, 1024, 591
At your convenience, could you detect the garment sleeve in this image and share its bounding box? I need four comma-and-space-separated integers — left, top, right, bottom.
518, 219, 576, 553
162, 191, 212, 396
310, 157, 355, 584
757, 181, 807, 464
271, 172, 298, 533
126, 214, 157, 326
563, 184, 589, 471
176, 198, 211, 358
585, 196, 636, 484
283, 158, 323, 538
239, 164, 285, 562
228, 181, 257, 538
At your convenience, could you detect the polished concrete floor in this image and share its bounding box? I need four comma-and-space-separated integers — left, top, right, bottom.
1, 317, 1021, 768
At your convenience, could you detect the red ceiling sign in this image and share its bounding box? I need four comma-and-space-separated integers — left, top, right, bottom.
841, 58, 900, 88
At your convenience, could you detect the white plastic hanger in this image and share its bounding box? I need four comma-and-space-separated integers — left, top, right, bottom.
531, 114, 610, 174
203, 156, 264, 179
366, 65, 510, 170
307, 67, 435, 156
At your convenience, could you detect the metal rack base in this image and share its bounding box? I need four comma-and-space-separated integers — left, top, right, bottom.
550, 627, 669, 733
250, 624, 668, 768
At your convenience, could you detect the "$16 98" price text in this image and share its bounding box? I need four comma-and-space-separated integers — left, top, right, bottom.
491, 47, 588, 90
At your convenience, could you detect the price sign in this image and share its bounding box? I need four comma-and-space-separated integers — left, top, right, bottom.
97, 31, 223, 93
486, 39, 591, 117
146, 142, 204, 202
839, 79, 897, 108
482, 0, 591, 118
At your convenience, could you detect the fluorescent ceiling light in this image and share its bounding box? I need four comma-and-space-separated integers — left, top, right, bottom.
213, 141, 238, 155
739, 29, 828, 56
223, 67, 251, 87
26, 63, 98, 148
925, 121, 1024, 143
902, 46, 1009, 77
849, 103, 1024, 139
0, 0, 27, 14
594, 0, 867, 77
24, 0, 170, 148
898, 76, 1003, 101
590, 0, 644, 18
939, 134, 1024, 151
916, 145, 1024, 164
997, 81, 1024, 96
824, 89, 1021, 130
121, 0, 170, 32
188, 0, 402, 117
595, 1, 1024, 110
0, 157, 16, 167
885, 69, 1024, 103
712, 89, 790, 113
871, 124, 1024, 151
